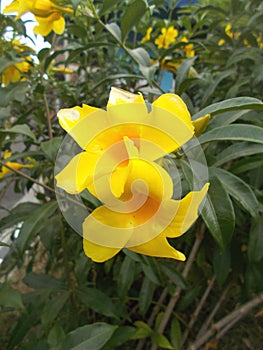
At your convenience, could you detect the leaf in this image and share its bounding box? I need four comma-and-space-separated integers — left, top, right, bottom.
213, 245, 231, 286
105, 22, 122, 42
141, 256, 163, 285
128, 47, 152, 66
15, 201, 57, 253
210, 167, 258, 217
198, 124, 263, 145
248, 216, 263, 263
192, 97, 263, 120
151, 332, 174, 349
0, 283, 24, 309
170, 318, 182, 350
201, 176, 235, 248
0, 241, 10, 247
48, 324, 66, 347
121, 0, 147, 41
41, 292, 70, 327
139, 277, 155, 316
99, 0, 119, 15
160, 263, 187, 289
23, 272, 65, 291
0, 82, 29, 106
101, 326, 136, 350
41, 136, 63, 162
0, 124, 36, 141
207, 110, 250, 129
230, 155, 263, 174
57, 323, 117, 350
175, 57, 196, 94
117, 256, 136, 298
71, 0, 82, 12
133, 321, 153, 339
213, 142, 263, 167
76, 288, 119, 318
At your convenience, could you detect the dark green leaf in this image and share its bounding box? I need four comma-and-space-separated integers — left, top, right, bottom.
41, 292, 70, 327
0, 283, 24, 309
57, 323, 117, 350
76, 288, 118, 318
248, 216, 263, 263
213, 245, 231, 286
15, 201, 57, 253
139, 277, 155, 316
201, 176, 235, 248
41, 136, 63, 162
151, 332, 174, 349
105, 22, 122, 42
175, 57, 196, 94
121, 0, 147, 41
170, 318, 182, 350
192, 97, 263, 120
23, 272, 65, 291
101, 326, 136, 350
48, 324, 66, 347
118, 256, 136, 298
128, 47, 152, 66
100, 0, 119, 15
132, 321, 153, 340
210, 167, 258, 217
160, 263, 187, 289
0, 124, 36, 141
0, 83, 29, 106
0, 241, 10, 247
141, 256, 163, 285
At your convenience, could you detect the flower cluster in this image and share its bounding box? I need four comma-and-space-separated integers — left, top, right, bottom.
3, 0, 73, 36
55, 88, 209, 263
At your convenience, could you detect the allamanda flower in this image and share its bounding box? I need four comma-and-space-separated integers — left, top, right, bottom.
0, 151, 33, 179
3, 0, 73, 36
155, 26, 178, 49
141, 27, 153, 43
55, 88, 209, 262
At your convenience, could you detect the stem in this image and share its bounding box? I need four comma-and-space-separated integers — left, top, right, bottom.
150, 224, 205, 350
188, 293, 263, 350
182, 275, 216, 345
43, 90, 53, 139
0, 160, 91, 211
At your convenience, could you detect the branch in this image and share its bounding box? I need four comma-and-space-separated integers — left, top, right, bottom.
188, 292, 263, 350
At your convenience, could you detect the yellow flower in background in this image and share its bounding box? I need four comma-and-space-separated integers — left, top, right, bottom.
1, 39, 32, 86
141, 27, 153, 43
218, 24, 240, 46
181, 36, 195, 58
55, 87, 210, 262
0, 151, 33, 179
155, 26, 178, 49
3, 0, 73, 36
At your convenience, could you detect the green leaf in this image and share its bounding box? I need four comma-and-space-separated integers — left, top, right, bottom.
160, 263, 187, 289
41, 292, 70, 327
76, 288, 118, 318
201, 176, 235, 248
139, 277, 155, 316
101, 326, 136, 350
213, 245, 231, 286
210, 167, 258, 217
0, 124, 36, 141
0, 57, 18, 73
41, 136, 63, 162
170, 318, 182, 350
0, 283, 24, 309
151, 332, 174, 349
213, 142, 263, 167
105, 22, 122, 42
71, 0, 82, 12
57, 323, 117, 350
132, 321, 153, 339
141, 256, 163, 285
192, 97, 263, 120
0, 241, 10, 247
121, 0, 147, 41
0, 82, 29, 106
230, 155, 263, 174
99, 0, 119, 15
248, 216, 263, 263
207, 110, 249, 129
15, 201, 57, 253
128, 47, 152, 66
23, 272, 65, 291
118, 256, 136, 298
48, 324, 66, 347
175, 57, 196, 94
198, 124, 263, 145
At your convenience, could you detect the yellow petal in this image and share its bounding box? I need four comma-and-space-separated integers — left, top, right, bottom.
107, 101, 148, 125
52, 16, 65, 35
129, 232, 186, 261
165, 183, 209, 238
34, 16, 53, 36
192, 114, 211, 137
107, 87, 145, 107
3, 0, 20, 15
83, 239, 120, 263
55, 151, 100, 194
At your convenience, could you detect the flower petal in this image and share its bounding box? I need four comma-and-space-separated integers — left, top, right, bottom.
107, 87, 145, 107
192, 114, 211, 137
83, 239, 120, 263
129, 232, 185, 260
165, 183, 209, 238
53, 16, 65, 35
55, 151, 100, 194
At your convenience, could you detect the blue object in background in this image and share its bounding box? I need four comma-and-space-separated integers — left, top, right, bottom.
160, 70, 174, 92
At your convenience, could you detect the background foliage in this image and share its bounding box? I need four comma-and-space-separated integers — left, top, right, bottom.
0, 0, 263, 349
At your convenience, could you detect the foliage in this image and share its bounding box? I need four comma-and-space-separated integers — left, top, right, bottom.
0, 0, 262, 349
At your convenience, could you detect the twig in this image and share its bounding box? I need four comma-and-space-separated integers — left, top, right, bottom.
182, 275, 216, 345
196, 283, 231, 338
150, 224, 206, 350
188, 292, 263, 350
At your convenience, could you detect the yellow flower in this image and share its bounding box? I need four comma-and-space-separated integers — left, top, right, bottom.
55, 87, 209, 262
155, 26, 178, 49
141, 27, 153, 43
218, 24, 240, 46
0, 151, 33, 179
1, 39, 32, 86
181, 36, 195, 58
51, 67, 74, 74
3, 0, 73, 36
